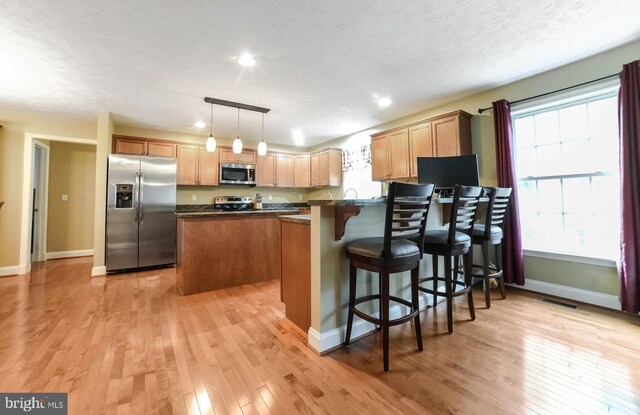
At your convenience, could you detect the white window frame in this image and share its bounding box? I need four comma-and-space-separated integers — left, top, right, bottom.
511, 78, 620, 267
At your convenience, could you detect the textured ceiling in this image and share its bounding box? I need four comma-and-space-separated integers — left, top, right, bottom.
1, 1, 639, 147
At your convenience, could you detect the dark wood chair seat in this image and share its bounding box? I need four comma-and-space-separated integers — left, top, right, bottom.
418, 185, 483, 334
344, 182, 435, 373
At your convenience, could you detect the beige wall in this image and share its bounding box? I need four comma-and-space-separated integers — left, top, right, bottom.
0, 108, 96, 268
47, 142, 96, 252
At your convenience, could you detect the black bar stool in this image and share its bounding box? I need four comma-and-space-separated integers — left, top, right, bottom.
344, 182, 435, 372
418, 184, 482, 334
472, 187, 512, 308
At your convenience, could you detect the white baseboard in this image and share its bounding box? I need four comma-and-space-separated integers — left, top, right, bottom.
46, 249, 94, 260
91, 266, 106, 277
0, 266, 19, 277
18, 263, 31, 275
508, 279, 621, 310
0, 263, 31, 276
308, 294, 431, 354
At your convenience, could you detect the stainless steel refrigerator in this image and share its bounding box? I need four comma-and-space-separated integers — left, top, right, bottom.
106, 154, 177, 272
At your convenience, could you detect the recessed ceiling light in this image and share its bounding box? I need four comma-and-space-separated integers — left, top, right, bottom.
194, 121, 206, 128
238, 53, 256, 67
377, 97, 391, 108
292, 130, 304, 146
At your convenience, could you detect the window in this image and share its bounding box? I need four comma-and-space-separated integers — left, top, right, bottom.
342, 144, 381, 199
512, 84, 620, 261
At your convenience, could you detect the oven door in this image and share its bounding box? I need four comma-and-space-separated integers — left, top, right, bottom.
219, 163, 256, 185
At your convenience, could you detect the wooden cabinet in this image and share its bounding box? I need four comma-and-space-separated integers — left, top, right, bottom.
177, 145, 219, 185
310, 149, 342, 187
256, 153, 276, 187
433, 112, 472, 157
275, 154, 295, 188
409, 122, 434, 177
220, 149, 257, 164
113, 135, 177, 158
370, 110, 472, 180
281, 220, 311, 332
294, 155, 311, 188
371, 130, 409, 180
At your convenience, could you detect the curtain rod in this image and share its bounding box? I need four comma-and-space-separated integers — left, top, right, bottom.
477, 73, 619, 114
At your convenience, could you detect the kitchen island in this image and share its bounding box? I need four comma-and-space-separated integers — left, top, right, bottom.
175, 209, 301, 295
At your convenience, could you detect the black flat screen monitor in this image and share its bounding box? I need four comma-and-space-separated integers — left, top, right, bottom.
417, 154, 479, 190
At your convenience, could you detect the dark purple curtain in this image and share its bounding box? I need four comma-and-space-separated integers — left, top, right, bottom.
619, 60, 640, 313
492, 99, 525, 285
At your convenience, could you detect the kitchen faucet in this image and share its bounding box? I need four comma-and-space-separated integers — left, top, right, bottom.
343, 187, 358, 199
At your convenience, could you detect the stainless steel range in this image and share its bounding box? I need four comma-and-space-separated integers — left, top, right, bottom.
214, 196, 254, 211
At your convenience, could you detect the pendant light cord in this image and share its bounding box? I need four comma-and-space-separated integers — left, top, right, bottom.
237, 108, 240, 138
261, 113, 264, 142
210, 104, 213, 136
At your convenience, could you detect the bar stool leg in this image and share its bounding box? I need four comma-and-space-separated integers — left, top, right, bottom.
464, 251, 476, 321
444, 256, 453, 334
496, 242, 506, 299
344, 263, 357, 346
377, 273, 383, 331
432, 255, 439, 307
381, 272, 390, 372
482, 241, 491, 308
411, 267, 423, 352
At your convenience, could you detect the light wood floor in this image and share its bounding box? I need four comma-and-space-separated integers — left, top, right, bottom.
1, 257, 639, 415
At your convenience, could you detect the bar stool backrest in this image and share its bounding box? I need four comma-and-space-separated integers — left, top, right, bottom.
383, 182, 435, 258
448, 185, 483, 244
482, 187, 513, 237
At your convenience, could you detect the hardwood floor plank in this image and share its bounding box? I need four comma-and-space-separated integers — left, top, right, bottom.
1, 257, 639, 415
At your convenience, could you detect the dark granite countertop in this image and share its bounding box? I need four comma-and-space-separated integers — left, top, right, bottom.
279, 214, 311, 224
176, 209, 303, 218
176, 202, 309, 212
307, 198, 386, 207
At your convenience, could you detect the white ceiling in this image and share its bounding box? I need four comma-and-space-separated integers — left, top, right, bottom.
1, 1, 639, 147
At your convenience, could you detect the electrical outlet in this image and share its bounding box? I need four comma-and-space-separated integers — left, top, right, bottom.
61, 194, 68, 202
268, 194, 272, 201
192, 194, 197, 201
328, 191, 333, 199
298, 194, 302, 201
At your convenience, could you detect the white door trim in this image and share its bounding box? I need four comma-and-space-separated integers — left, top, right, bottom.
32, 140, 50, 262
18, 133, 96, 274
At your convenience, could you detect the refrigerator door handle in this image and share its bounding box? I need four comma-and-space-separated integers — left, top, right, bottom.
139, 172, 145, 224
134, 172, 140, 224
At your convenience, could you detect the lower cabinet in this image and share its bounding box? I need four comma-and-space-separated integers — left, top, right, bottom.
281, 220, 311, 332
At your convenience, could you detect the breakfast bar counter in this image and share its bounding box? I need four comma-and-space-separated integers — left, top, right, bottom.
306, 198, 444, 354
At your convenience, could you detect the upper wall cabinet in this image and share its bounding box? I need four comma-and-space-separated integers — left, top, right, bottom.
113, 135, 177, 158
275, 154, 295, 188
256, 153, 276, 187
311, 149, 342, 187
294, 155, 311, 188
177, 145, 219, 185
370, 110, 472, 181
219, 149, 257, 164
371, 130, 410, 180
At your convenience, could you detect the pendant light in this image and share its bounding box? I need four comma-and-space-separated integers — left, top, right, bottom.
205, 103, 217, 152
232, 107, 243, 154
257, 113, 267, 156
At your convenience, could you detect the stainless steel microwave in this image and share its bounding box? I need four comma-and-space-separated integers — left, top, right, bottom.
219, 163, 256, 186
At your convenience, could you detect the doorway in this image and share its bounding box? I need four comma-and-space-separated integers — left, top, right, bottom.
30, 140, 49, 262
